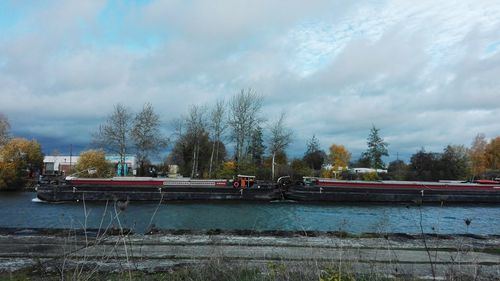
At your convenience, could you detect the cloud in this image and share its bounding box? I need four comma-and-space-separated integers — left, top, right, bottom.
139, 0, 354, 41
0, 0, 500, 163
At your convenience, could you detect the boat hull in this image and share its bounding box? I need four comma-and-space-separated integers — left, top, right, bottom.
285, 184, 500, 203
37, 184, 281, 202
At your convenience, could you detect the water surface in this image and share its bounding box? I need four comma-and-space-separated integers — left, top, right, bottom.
0, 192, 498, 234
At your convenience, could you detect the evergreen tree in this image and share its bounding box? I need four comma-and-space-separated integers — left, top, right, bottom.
306, 135, 320, 153
361, 125, 389, 169
303, 135, 326, 170
247, 126, 266, 166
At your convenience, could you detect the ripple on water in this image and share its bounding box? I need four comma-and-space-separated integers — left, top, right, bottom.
0, 193, 499, 234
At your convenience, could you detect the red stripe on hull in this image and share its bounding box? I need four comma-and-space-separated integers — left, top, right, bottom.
69, 180, 165, 186
68, 179, 229, 187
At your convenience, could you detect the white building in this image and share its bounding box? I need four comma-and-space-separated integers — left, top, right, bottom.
351, 168, 388, 174
43, 154, 137, 175
43, 156, 79, 175
105, 155, 137, 168
322, 164, 348, 171
105, 155, 137, 176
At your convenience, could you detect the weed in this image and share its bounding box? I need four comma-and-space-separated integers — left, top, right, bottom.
319, 265, 356, 281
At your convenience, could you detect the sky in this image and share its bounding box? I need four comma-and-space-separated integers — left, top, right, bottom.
1, 0, 499, 163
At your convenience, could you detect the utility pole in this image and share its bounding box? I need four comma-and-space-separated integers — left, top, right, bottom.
69, 144, 73, 174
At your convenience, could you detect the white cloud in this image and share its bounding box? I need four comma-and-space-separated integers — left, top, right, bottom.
0, 0, 499, 162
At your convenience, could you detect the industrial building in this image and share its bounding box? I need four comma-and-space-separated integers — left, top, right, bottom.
43, 155, 137, 176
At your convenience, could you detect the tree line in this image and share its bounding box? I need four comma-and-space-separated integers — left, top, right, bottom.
1, 89, 500, 189
115, 89, 497, 182
386, 135, 500, 182
75, 89, 292, 180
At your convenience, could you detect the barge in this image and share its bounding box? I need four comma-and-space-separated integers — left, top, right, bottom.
37, 175, 282, 202
37, 174, 500, 204
284, 177, 500, 204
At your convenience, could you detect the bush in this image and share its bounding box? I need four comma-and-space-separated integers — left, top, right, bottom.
361, 171, 380, 181
0, 138, 43, 190
74, 150, 113, 178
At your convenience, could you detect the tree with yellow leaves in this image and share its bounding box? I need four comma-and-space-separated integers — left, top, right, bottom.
469, 133, 488, 178
74, 150, 113, 178
218, 160, 237, 179
485, 136, 500, 171
0, 138, 43, 189
323, 144, 351, 178
329, 144, 351, 171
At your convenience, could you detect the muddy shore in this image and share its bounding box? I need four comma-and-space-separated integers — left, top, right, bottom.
0, 227, 499, 280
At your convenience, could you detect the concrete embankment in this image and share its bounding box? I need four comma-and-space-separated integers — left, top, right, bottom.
0, 228, 499, 280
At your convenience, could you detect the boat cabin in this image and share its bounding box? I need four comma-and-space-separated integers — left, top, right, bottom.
233, 175, 255, 188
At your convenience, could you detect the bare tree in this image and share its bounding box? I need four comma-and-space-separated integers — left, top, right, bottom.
185, 105, 207, 178
228, 89, 263, 170
131, 103, 169, 176
0, 113, 11, 146
165, 117, 186, 168
170, 117, 185, 141
208, 99, 227, 177
92, 104, 133, 169
268, 112, 292, 180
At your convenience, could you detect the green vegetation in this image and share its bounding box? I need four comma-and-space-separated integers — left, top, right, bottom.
360, 125, 389, 170
303, 135, 326, 175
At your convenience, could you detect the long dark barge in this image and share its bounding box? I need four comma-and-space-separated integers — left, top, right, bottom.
37, 175, 500, 204
37, 175, 281, 202
284, 177, 500, 204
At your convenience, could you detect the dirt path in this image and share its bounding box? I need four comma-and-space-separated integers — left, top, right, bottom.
0, 230, 499, 279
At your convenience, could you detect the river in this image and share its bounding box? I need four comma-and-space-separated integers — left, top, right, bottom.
0, 192, 499, 235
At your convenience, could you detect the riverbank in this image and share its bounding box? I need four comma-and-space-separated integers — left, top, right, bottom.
0, 228, 499, 280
